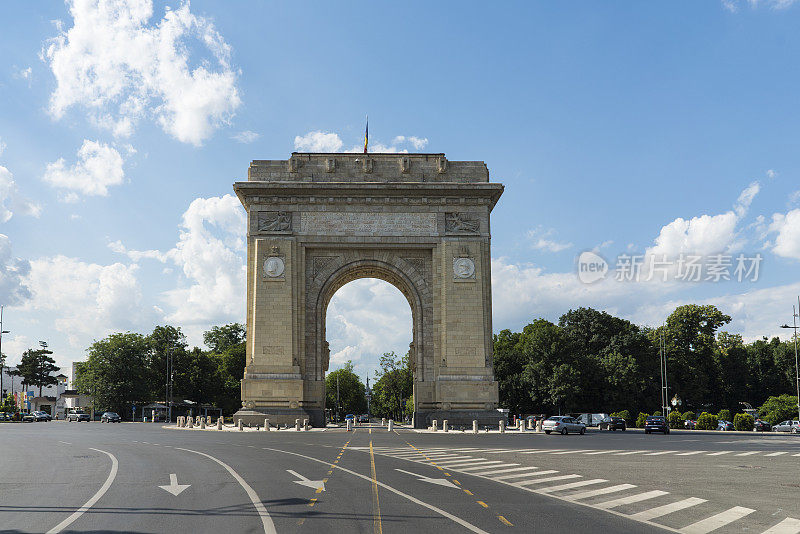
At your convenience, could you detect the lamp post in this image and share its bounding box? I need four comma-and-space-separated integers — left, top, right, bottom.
779, 296, 800, 424
166, 345, 178, 423
0, 305, 9, 400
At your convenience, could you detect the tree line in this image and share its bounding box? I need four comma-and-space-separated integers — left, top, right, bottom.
73, 323, 246, 418
493, 304, 799, 419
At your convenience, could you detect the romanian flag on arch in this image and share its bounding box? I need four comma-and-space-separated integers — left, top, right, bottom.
363, 116, 368, 154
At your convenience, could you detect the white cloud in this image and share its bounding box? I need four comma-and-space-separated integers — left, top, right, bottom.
526, 227, 573, 252
647, 212, 740, 258
294, 131, 344, 152
43, 0, 240, 146
789, 190, 800, 206
734, 181, 760, 217
392, 136, 428, 150
0, 138, 6, 157
232, 130, 260, 144
723, 0, 798, 10
43, 139, 124, 198
0, 166, 42, 221
768, 209, 800, 260
22, 255, 149, 347
0, 235, 32, 308
767, 169, 777, 179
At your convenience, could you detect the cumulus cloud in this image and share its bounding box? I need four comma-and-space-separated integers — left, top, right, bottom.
0, 166, 41, 221
768, 209, 800, 260
22, 255, 149, 347
43, 139, 124, 198
43, 0, 240, 145
0, 235, 32, 308
734, 181, 760, 217
109, 194, 246, 333
294, 130, 430, 153
0, 138, 6, 157
232, 130, 260, 144
723, 0, 798, 11
526, 226, 573, 253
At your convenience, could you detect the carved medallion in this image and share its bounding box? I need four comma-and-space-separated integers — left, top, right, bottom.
264, 257, 285, 278
445, 212, 479, 233
453, 257, 475, 279
257, 211, 292, 232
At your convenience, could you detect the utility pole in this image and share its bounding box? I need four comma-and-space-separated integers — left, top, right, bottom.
779, 297, 800, 424
336, 374, 340, 423
660, 327, 668, 416
0, 306, 8, 400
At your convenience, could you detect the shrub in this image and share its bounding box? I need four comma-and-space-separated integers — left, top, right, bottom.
733, 413, 754, 431
636, 412, 649, 428
758, 394, 798, 426
717, 409, 732, 422
667, 410, 685, 429
683, 411, 696, 421
653, 410, 662, 416
696, 412, 718, 430
611, 410, 632, 424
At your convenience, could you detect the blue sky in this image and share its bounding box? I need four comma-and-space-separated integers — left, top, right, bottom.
1, 0, 799, 381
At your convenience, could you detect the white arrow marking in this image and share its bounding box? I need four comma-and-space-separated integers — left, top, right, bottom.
159, 473, 190, 496
395, 469, 460, 488
287, 470, 325, 492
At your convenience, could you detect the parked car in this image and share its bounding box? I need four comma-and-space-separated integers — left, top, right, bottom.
644, 416, 670, 434
543, 416, 586, 435
772, 420, 800, 433
576, 413, 611, 427
754, 419, 771, 432
357, 414, 369, 423
21, 413, 35, 423
684, 419, 697, 430
67, 411, 91, 422
599, 416, 627, 431
717, 420, 734, 431
100, 412, 121, 423
344, 414, 355, 423
0, 412, 10, 422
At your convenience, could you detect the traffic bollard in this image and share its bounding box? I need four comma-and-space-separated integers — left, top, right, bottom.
200, 418, 206, 429
473, 420, 478, 434
499, 419, 506, 433
217, 417, 223, 430
303, 418, 309, 431
537, 419, 543, 432
431, 419, 438, 432
187, 416, 194, 428
295, 419, 301, 431
264, 418, 270, 431
388, 419, 394, 431
519, 419, 526, 432
238, 419, 243, 431
443, 420, 449, 432
346, 419, 353, 431
382, 418, 386, 427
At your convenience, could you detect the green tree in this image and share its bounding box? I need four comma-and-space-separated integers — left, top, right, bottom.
11, 348, 59, 396
696, 412, 718, 430
635, 412, 649, 428
203, 323, 246, 353
325, 361, 367, 419
76, 333, 151, 417
717, 409, 732, 422
172, 347, 222, 407
758, 394, 799, 426
667, 410, 684, 429
683, 411, 696, 421
371, 352, 412, 421
146, 325, 188, 402
519, 318, 579, 412
493, 329, 531, 414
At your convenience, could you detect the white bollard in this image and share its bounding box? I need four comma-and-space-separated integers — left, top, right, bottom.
187, 416, 194, 428
473, 420, 478, 434
388, 419, 394, 431
537, 419, 543, 432
499, 419, 506, 433
382, 418, 386, 427
295, 419, 301, 431
528, 419, 534, 430
346, 419, 353, 432
443, 419, 449, 432
264, 418, 270, 431
519, 419, 526, 432
238, 419, 243, 431
200, 418, 206, 429
217, 417, 223, 430
304, 418, 310, 431
432, 419, 438, 432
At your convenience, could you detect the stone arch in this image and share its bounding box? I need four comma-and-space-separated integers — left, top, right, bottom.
306, 254, 433, 389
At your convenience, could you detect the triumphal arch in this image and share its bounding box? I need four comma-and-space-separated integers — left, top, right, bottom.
232, 153, 504, 428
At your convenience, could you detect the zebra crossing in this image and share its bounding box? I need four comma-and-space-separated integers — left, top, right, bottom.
356, 445, 800, 533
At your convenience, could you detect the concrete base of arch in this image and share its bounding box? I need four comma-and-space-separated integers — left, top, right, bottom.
233, 408, 323, 428
414, 409, 502, 429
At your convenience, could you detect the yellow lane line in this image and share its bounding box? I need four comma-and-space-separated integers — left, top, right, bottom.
476, 501, 488, 509
498, 515, 513, 526
369, 440, 383, 534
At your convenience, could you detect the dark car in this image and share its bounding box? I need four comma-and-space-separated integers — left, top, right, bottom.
599, 416, 627, 431
67, 411, 91, 422
21, 413, 36, 423
644, 416, 670, 434
33, 411, 51, 422
717, 420, 734, 431
684, 419, 697, 429
754, 419, 771, 432
100, 412, 121, 423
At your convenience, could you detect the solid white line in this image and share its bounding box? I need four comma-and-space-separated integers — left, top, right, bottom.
644, 450, 678, 456
551, 449, 595, 455
615, 450, 650, 455
57, 441, 72, 445
175, 447, 276, 534
433, 459, 489, 466
518, 449, 549, 454
567, 484, 637, 501
793, 452, 800, 457
479, 466, 540, 476
46, 448, 118, 534
447, 461, 506, 470
261, 447, 490, 534
537, 479, 607, 494
706, 451, 733, 456
515, 474, 582, 486
678, 506, 754, 534
629, 497, 707, 521
675, 451, 706, 456
458, 463, 520, 472
585, 450, 623, 455
761, 517, 800, 534
735, 451, 760, 456
765, 451, 788, 457
594, 490, 669, 509
493, 469, 556, 481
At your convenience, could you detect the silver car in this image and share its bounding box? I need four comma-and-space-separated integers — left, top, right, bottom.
543, 416, 586, 435
772, 420, 800, 433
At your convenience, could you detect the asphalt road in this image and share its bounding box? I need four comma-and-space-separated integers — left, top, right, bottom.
1, 422, 799, 534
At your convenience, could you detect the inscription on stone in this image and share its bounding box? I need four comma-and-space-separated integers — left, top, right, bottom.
301, 212, 437, 236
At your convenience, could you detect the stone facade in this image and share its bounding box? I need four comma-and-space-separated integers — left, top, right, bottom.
232, 153, 504, 427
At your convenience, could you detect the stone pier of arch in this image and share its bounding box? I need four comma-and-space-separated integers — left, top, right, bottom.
232, 153, 504, 428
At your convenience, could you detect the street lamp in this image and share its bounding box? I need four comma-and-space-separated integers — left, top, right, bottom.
0, 305, 9, 400
779, 296, 800, 424
166, 345, 179, 423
